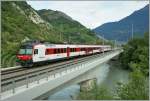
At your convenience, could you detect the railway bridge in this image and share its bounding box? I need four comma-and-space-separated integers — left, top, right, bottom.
1, 49, 122, 100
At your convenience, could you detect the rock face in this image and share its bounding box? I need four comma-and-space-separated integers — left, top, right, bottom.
29, 10, 44, 24
93, 4, 149, 42
38, 9, 73, 21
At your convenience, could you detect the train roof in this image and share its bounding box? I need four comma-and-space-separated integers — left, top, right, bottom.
21, 41, 111, 48
43, 44, 111, 48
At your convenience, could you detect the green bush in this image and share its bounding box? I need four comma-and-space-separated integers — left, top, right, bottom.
119, 32, 149, 76
116, 70, 149, 100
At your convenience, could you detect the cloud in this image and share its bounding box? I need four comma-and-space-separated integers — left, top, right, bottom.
27, 1, 149, 29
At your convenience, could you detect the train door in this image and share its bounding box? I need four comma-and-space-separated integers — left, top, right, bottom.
33, 45, 46, 62
38, 47, 45, 58
67, 47, 70, 58
86, 48, 89, 55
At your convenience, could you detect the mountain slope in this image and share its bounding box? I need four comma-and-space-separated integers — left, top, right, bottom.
1, 1, 101, 67
38, 9, 99, 44
93, 4, 149, 42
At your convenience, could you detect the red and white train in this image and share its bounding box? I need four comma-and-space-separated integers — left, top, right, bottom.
17, 41, 112, 66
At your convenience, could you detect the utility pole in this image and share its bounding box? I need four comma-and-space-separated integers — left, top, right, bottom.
115, 40, 116, 48
103, 35, 104, 45
102, 35, 104, 55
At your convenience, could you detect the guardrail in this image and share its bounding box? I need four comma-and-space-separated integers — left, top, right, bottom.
1, 66, 22, 71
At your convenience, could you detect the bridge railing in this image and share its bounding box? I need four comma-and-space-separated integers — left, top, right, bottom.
1, 49, 122, 99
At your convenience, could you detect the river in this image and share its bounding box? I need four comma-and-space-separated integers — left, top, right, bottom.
48, 60, 129, 100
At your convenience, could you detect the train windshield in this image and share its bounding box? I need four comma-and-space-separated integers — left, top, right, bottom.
19, 49, 32, 55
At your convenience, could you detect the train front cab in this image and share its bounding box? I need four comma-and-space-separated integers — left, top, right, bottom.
17, 45, 33, 67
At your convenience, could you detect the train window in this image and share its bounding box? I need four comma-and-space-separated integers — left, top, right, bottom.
34, 49, 38, 54
54, 49, 57, 54
45, 49, 54, 55
46, 49, 49, 55
58, 49, 61, 53
59, 49, 61, 53
26, 49, 32, 54
57, 49, 59, 54
60, 49, 62, 53
61, 48, 64, 53
64, 48, 66, 53
45, 49, 48, 55
56, 49, 58, 54
76, 48, 79, 52
63, 48, 65, 53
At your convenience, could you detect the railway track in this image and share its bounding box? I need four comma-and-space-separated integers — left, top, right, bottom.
1, 53, 102, 78
1, 50, 116, 92
2, 67, 26, 75
1, 53, 101, 78
1, 51, 107, 76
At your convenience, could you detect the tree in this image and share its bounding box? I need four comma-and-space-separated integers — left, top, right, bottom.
119, 32, 149, 76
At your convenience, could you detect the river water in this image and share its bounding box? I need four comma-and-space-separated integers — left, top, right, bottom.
48, 60, 129, 100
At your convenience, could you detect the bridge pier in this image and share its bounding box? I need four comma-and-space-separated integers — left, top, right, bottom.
79, 78, 97, 92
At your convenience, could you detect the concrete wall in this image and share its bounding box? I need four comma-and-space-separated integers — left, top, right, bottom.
80, 78, 97, 92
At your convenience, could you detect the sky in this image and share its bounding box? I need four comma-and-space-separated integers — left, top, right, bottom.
27, 1, 149, 29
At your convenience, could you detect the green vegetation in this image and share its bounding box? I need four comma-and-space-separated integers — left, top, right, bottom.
116, 70, 149, 100
1, 1, 104, 68
116, 32, 149, 99
119, 32, 149, 76
78, 32, 149, 100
